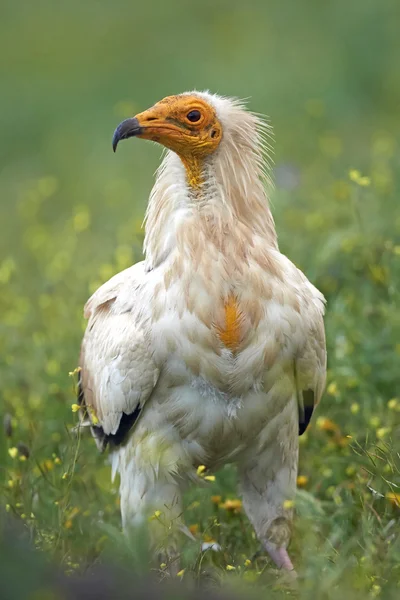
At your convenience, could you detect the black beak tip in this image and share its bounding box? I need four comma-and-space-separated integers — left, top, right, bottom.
112, 118, 142, 154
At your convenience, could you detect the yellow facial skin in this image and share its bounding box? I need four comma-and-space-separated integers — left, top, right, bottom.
116, 95, 223, 188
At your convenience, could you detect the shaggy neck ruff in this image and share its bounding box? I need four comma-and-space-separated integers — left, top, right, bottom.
143, 94, 277, 271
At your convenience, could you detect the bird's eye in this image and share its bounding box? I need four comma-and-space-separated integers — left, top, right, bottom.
187, 110, 201, 123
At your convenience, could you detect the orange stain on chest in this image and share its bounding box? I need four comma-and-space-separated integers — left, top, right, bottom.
216, 295, 242, 352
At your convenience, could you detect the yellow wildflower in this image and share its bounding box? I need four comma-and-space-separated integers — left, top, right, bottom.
386, 492, 400, 507
91, 414, 99, 425
196, 465, 206, 475
177, 569, 185, 578
316, 417, 338, 432
204, 475, 216, 482
297, 475, 308, 487
221, 499, 242, 512
189, 524, 199, 536
68, 366, 82, 377
71, 403, 80, 413
327, 382, 338, 395
226, 565, 236, 571
283, 500, 294, 510
376, 427, 390, 439
8, 447, 18, 459
244, 559, 252, 567
349, 169, 361, 182
349, 169, 371, 186
371, 584, 381, 596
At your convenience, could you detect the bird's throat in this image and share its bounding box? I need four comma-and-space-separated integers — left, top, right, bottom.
180, 155, 204, 190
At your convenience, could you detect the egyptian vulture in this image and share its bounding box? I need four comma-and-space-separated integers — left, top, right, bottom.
78, 91, 326, 574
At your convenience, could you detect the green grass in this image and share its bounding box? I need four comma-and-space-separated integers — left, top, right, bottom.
1, 1, 400, 598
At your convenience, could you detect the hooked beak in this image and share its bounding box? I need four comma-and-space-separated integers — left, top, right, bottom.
112, 102, 187, 154
112, 117, 143, 152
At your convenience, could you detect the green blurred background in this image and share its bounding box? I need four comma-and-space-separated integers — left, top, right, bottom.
1, 1, 400, 598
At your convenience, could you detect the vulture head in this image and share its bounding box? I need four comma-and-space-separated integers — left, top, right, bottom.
112, 93, 223, 159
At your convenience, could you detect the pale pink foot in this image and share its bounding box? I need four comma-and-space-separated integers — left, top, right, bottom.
264, 542, 296, 573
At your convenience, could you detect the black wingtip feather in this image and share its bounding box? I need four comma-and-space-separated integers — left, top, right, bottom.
77, 372, 141, 450
299, 404, 314, 435
107, 408, 142, 448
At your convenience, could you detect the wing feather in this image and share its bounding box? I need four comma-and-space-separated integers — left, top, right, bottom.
78, 263, 159, 450
296, 306, 327, 435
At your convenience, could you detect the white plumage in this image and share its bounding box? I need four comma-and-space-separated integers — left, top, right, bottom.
79, 91, 326, 574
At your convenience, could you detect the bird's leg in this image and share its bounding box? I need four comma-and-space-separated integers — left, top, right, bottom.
116, 444, 186, 578
238, 429, 298, 574
121, 476, 185, 577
